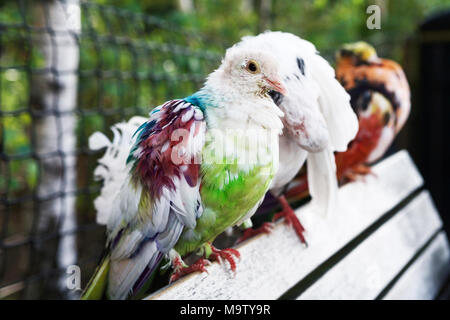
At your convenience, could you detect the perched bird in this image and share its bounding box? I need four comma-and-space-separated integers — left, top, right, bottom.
285, 41, 411, 200
82, 46, 287, 300
234, 31, 358, 244
334, 41, 411, 183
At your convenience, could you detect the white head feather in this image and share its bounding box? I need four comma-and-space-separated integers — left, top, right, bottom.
203, 46, 286, 134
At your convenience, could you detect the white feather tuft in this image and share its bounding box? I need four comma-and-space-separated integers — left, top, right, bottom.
89, 116, 147, 225
88, 132, 111, 151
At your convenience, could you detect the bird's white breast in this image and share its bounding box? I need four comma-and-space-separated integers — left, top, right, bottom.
270, 129, 308, 195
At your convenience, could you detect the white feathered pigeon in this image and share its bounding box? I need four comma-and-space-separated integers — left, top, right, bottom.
235, 31, 358, 244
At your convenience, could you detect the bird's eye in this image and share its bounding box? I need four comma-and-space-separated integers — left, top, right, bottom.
245, 60, 260, 74
383, 112, 391, 125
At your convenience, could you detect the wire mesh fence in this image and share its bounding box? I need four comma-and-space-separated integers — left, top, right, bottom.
0, 0, 223, 299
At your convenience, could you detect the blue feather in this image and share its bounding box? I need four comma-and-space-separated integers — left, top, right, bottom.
127, 120, 156, 164
184, 90, 215, 112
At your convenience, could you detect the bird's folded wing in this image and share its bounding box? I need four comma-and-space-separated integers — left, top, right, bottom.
309, 53, 359, 152
88, 100, 206, 299
107, 99, 207, 257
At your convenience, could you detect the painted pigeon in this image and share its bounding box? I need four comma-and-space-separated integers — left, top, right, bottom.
81, 46, 287, 300
334, 41, 411, 183
234, 31, 358, 245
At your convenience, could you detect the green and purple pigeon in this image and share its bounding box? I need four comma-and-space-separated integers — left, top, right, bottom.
81, 45, 287, 300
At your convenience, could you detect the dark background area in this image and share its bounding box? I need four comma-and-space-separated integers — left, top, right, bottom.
398, 10, 450, 237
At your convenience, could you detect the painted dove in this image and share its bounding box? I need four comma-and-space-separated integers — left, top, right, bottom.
334, 41, 411, 183
81, 46, 287, 300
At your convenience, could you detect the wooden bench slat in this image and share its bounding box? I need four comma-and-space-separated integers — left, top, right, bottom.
384, 231, 450, 300
298, 191, 442, 300
147, 150, 423, 300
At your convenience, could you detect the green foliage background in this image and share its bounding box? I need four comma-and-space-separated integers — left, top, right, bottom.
1, 0, 449, 206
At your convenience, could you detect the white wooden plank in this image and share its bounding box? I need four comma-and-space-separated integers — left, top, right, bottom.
384, 232, 450, 300
298, 191, 443, 300
146, 150, 423, 300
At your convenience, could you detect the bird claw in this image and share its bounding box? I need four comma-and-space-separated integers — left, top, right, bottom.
209, 245, 241, 273
235, 222, 274, 244
354, 164, 376, 179
344, 164, 375, 183
169, 257, 210, 283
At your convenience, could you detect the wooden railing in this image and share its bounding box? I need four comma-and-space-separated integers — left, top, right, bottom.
145, 150, 450, 300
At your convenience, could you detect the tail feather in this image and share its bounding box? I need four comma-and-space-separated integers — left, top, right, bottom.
107, 241, 162, 300
307, 146, 338, 217
81, 254, 110, 300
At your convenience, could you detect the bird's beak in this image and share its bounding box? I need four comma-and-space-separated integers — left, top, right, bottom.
263, 76, 287, 95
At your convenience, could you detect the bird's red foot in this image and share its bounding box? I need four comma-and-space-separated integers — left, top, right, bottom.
169, 257, 210, 283
343, 164, 375, 183
354, 164, 375, 176
208, 244, 241, 272
236, 222, 274, 244
273, 195, 308, 246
